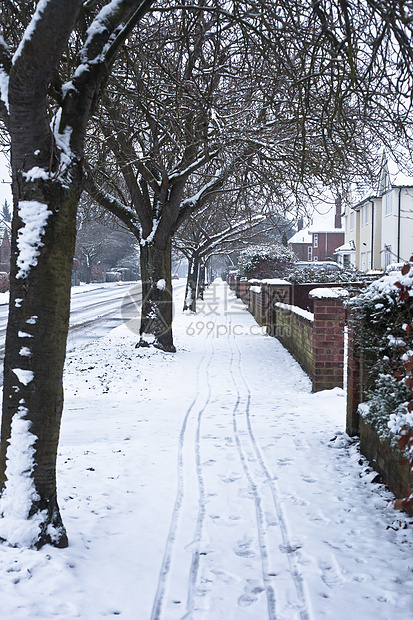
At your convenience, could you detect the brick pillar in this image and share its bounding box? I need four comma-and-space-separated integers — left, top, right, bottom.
310, 289, 347, 392
239, 277, 249, 303
227, 272, 236, 290
235, 275, 241, 298
346, 311, 363, 436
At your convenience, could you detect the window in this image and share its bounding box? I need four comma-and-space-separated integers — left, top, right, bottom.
314, 255, 318, 261
313, 233, 318, 248
384, 245, 392, 268
343, 254, 351, 268
308, 246, 312, 260
350, 211, 354, 231
385, 191, 392, 215
364, 204, 369, 224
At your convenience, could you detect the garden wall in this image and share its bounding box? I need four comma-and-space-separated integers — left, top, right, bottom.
244, 278, 347, 392
359, 418, 413, 517
274, 303, 313, 377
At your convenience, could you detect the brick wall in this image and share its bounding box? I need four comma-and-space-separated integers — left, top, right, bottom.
346, 315, 364, 436
248, 280, 292, 329
359, 418, 413, 516
248, 287, 266, 325
247, 283, 347, 392
291, 282, 364, 313
274, 304, 314, 377
273, 289, 347, 392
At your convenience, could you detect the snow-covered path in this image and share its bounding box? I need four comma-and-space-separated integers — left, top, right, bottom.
0, 282, 412, 619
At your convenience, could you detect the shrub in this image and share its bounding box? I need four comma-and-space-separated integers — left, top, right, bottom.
360, 374, 411, 443
287, 266, 363, 284
238, 244, 297, 279
348, 270, 413, 394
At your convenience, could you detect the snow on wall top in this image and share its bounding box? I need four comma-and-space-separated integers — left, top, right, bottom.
261, 278, 291, 285
309, 287, 349, 299
247, 279, 291, 286
275, 302, 314, 322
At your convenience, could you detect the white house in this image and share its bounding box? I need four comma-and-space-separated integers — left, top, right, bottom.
340, 154, 413, 271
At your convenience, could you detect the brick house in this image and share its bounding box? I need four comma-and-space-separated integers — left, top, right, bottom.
289, 196, 344, 262
288, 223, 312, 261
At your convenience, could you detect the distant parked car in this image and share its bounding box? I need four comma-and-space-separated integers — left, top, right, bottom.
296, 261, 342, 272
172, 274, 179, 280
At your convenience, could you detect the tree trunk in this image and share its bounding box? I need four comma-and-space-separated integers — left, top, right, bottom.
0, 170, 81, 549
197, 260, 205, 300
138, 239, 176, 352
183, 255, 199, 313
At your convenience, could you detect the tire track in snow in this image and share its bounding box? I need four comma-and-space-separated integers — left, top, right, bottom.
150, 324, 215, 620
228, 319, 311, 620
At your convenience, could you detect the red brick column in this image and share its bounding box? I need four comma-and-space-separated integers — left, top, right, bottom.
227, 272, 237, 290
238, 277, 249, 303
310, 289, 347, 392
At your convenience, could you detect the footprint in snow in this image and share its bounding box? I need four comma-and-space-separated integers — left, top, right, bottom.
283, 492, 309, 507
279, 540, 303, 554
319, 557, 343, 588
234, 539, 256, 558
219, 472, 242, 483
238, 580, 265, 607
302, 474, 318, 484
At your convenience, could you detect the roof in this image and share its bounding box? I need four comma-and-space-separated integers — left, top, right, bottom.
308, 228, 344, 234
288, 229, 312, 244
335, 240, 355, 253
386, 156, 413, 187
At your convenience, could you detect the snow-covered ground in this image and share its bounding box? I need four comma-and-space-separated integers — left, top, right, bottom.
0, 281, 412, 619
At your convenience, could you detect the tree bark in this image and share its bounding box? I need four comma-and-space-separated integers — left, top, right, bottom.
139, 239, 176, 352
0, 169, 81, 548
183, 255, 199, 313
197, 260, 206, 300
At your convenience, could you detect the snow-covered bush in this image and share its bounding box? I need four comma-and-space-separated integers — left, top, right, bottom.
350, 267, 413, 441
349, 271, 413, 387
360, 374, 411, 442
288, 266, 363, 284
238, 244, 297, 279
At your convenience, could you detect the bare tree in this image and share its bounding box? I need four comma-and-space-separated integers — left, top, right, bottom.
83, 0, 385, 351
174, 191, 275, 312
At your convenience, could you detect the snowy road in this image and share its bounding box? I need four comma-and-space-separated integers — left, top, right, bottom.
66, 282, 143, 352
0, 282, 141, 358
0, 282, 145, 381
0, 281, 412, 619
0, 280, 186, 379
